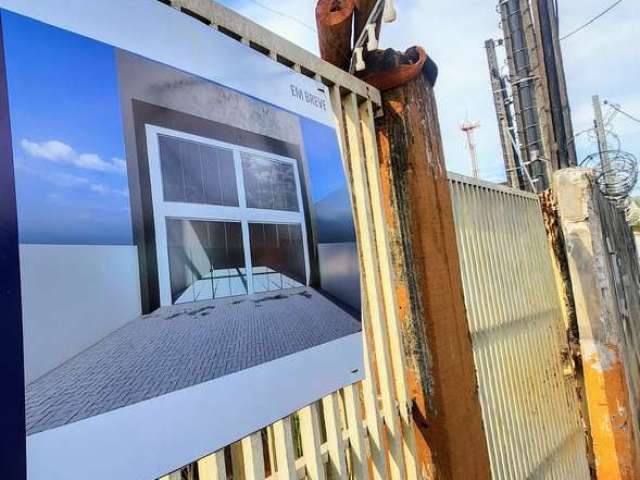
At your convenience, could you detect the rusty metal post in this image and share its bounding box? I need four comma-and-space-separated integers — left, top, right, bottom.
374, 56, 492, 479
316, 0, 355, 71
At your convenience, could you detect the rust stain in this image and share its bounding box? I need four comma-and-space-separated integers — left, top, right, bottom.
387, 99, 404, 116
375, 70, 491, 479
582, 342, 637, 479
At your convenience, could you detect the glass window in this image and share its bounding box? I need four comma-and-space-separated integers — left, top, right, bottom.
159, 135, 238, 206
166, 219, 247, 303
241, 153, 299, 211
154, 131, 307, 305
249, 222, 305, 293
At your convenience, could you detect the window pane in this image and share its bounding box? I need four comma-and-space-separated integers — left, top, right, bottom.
249, 222, 305, 293
225, 222, 245, 270
166, 219, 247, 304
218, 149, 239, 206
159, 135, 184, 202
202, 145, 223, 205
242, 153, 299, 212
181, 140, 205, 204
158, 134, 238, 207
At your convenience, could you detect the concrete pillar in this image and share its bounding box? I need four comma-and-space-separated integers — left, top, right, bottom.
554, 168, 640, 479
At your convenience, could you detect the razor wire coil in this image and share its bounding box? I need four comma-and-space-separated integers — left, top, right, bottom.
580, 149, 639, 204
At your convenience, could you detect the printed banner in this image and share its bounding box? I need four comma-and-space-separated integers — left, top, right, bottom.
0, 1, 363, 478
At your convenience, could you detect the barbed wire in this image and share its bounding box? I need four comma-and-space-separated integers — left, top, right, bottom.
580, 150, 638, 202
576, 102, 638, 205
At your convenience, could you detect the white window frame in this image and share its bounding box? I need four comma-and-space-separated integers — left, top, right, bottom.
146, 124, 311, 307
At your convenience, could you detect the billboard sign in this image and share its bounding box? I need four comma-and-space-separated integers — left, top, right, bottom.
0, 1, 363, 478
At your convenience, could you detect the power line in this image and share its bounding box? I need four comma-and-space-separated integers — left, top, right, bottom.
245, 0, 317, 33
560, 0, 623, 41
605, 101, 640, 125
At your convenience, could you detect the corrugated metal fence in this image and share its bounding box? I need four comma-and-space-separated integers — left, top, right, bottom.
449, 173, 590, 479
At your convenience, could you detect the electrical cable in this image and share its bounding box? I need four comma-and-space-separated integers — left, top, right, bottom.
605, 101, 640, 125
245, 0, 318, 33
560, 0, 623, 41
244, 0, 359, 67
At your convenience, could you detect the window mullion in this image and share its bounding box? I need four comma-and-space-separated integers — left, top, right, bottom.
234, 149, 254, 295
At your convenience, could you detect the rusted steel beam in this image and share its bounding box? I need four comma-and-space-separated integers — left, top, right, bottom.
374, 53, 491, 479
316, 0, 355, 71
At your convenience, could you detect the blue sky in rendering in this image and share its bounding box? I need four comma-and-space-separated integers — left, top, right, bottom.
2, 10, 132, 245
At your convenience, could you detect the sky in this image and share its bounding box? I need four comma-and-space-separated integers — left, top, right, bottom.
217, 0, 640, 187
3, 10, 133, 244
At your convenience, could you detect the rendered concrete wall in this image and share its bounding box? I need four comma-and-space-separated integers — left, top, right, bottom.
20, 244, 141, 383
555, 168, 640, 479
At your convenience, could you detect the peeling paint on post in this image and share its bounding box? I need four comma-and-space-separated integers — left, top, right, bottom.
554, 168, 640, 479
374, 62, 492, 479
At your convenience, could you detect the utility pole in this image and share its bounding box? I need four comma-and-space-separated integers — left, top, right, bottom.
485, 39, 521, 188
494, 0, 578, 191
460, 121, 481, 178
498, 0, 548, 191
532, 0, 577, 168
592, 95, 611, 181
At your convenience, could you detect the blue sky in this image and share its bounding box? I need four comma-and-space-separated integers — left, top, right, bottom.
2, 10, 132, 244
218, 0, 640, 192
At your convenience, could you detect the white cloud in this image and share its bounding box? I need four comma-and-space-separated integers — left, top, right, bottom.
14, 161, 91, 188
111, 158, 127, 174
90, 183, 108, 194
21, 139, 126, 175
21, 139, 74, 161
89, 183, 129, 197
15, 158, 128, 197
49, 173, 91, 188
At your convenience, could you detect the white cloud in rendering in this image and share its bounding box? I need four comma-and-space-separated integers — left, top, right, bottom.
90, 183, 129, 197
15, 152, 127, 199
21, 139, 127, 175
21, 139, 74, 162
14, 160, 91, 189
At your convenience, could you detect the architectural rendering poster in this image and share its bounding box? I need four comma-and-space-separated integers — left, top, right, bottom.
0, 1, 363, 478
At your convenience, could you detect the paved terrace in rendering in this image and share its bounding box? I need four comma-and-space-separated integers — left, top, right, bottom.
25, 288, 361, 435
